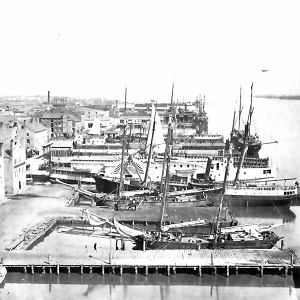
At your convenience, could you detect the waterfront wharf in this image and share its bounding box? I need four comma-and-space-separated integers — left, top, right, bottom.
1, 248, 299, 278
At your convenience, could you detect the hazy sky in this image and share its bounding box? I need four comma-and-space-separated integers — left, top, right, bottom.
0, 0, 300, 102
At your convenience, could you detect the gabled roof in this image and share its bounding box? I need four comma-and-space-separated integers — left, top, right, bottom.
25, 122, 47, 133
66, 113, 81, 122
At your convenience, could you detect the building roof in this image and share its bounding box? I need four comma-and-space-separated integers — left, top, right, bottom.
0, 115, 18, 124
25, 122, 48, 133
40, 112, 64, 119
66, 113, 81, 122
51, 140, 73, 148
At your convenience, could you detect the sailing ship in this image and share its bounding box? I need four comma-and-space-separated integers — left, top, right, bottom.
111, 84, 282, 250
223, 84, 298, 206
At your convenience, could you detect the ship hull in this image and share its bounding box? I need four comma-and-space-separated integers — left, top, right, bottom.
133, 237, 278, 250
96, 198, 211, 208
224, 194, 296, 207
93, 176, 141, 194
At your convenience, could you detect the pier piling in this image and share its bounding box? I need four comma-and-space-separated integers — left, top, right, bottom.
198, 265, 202, 277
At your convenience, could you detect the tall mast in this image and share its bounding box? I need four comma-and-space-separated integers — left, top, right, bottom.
117, 87, 127, 201
238, 86, 242, 131
160, 84, 174, 193
159, 83, 174, 229
142, 104, 157, 187
233, 83, 253, 186
214, 110, 235, 241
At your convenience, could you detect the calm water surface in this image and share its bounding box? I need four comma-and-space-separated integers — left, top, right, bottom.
1, 98, 300, 299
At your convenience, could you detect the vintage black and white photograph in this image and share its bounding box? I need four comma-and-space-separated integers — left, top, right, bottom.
0, 0, 300, 299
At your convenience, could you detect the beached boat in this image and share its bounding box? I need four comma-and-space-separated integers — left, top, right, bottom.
0, 265, 7, 284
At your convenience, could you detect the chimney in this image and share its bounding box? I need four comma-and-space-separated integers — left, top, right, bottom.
48, 91, 50, 104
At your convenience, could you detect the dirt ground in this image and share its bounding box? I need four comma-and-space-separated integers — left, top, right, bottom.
0, 183, 221, 254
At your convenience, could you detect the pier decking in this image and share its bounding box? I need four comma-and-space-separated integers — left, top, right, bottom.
1, 248, 299, 277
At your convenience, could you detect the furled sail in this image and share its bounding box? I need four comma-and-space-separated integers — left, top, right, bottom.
84, 211, 111, 226
112, 219, 150, 239
161, 219, 209, 231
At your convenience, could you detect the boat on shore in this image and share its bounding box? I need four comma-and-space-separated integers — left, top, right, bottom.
0, 264, 7, 285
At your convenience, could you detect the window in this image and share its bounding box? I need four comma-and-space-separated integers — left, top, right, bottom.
27, 133, 29, 136
27, 139, 30, 144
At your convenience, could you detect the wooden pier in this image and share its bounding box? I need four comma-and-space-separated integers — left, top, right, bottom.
1, 248, 299, 278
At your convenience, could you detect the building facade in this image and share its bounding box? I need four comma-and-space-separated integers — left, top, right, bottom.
3, 137, 27, 194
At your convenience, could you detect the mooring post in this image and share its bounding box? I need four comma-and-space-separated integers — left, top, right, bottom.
57, 264, 60, 275
145, 265, 148, 276
285, 266, 288, 277
235, 266, 238, 275
112, 266, 115, 274
211, 252, 213, 266
89, 266, 93, 274
173, 267, 176, 275
260, 265, 264, 277
67, 266, 70, 274
135, 266, 138, 275
143, 239, 146, 251
31, 265, 34, 274
42, 267, 46, 274
198, 265, 202, 277
102, 264, 105, 276
226, 265, 229, 277
120, 266, 123, 276
213, 267, 217, 276
23, 266, 27, 273
81, 264, 83, 275
49, 267, 52, 274
167, 265, 170, 276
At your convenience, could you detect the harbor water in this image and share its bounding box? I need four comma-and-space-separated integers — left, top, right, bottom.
1, 97, 300, 299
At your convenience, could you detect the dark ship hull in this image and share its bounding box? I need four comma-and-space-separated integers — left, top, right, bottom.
93, 176, 149, 194
133, 232, 279, 250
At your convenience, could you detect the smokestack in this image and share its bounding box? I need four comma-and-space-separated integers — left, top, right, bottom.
48, 91, 50, 104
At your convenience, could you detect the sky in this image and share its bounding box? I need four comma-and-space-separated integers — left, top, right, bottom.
0, 0, 300, 102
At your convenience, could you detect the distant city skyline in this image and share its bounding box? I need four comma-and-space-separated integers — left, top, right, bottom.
0, 0, 300, 104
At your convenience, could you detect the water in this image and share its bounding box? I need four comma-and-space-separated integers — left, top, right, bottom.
2, 97, 300, 299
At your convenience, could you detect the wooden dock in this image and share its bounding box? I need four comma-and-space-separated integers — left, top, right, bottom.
1, 248, 299, 277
